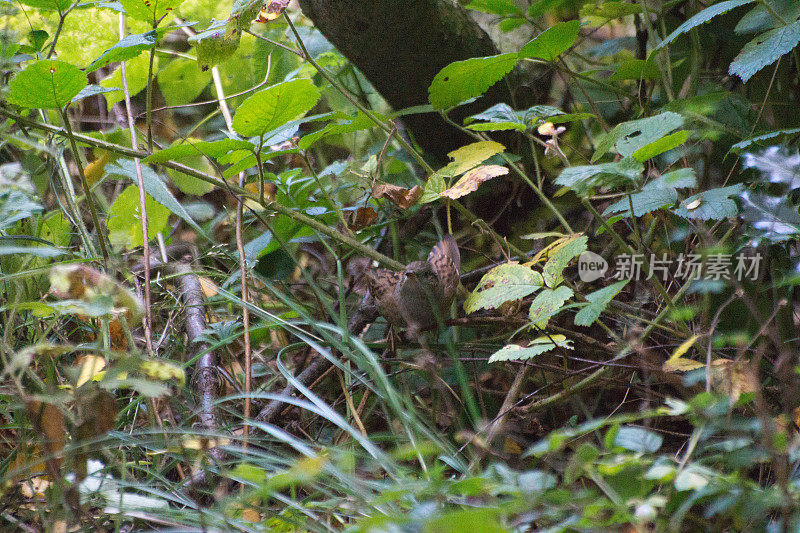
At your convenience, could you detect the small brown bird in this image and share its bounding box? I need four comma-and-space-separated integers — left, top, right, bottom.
366, 235, 461, 336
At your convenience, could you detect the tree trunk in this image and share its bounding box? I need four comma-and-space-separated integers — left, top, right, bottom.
298, 0, 549, 162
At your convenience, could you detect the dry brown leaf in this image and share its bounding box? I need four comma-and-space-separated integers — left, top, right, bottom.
26, 401, 65, 479
440, 165, 508, 200
347, 207, 378, 231
372, 182, 423, 209
709, 359, 758, 404
76, 354, 106, 388
253, 0, 289, 22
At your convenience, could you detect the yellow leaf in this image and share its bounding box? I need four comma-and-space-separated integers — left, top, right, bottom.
442, 140, 505, 176
673, 335, 699, 359
76, 354, 106, 387
440, 165, 508, 199
663, 357, 704, 373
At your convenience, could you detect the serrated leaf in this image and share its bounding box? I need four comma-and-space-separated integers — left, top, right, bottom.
107, 185, 171, 250
464, 263, 544, 313
555, 157, 643, 195
529, 286, 574, 328
729, 20, 800, 83
87, 30, 158, 73
542, 235, 587, 287
7, 60, 87, 109
655, 0, 758, 50
233, 79, 321, 138
519, 20, 580, 61
428, 53, 518, 110
16, 0, 70, 9
574, 280, 628, 326
730, 128, 800, 152
489, 336, 573, 363
632, 130, 691, 162
673, 184, 744, 220
593, 112, 684, 162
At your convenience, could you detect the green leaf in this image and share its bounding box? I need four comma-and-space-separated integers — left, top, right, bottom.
233, 79, 321, 138
528, 0, 567, 18
529, 286, 574, 328
519, 20, 580, 61
542, 235, 587, 287
71, 85, 120, 104
107, 185, 171, 250
655, 0, 758, 50
465, 103, 526, 131
428, 53, 518, 110
580, 1, 642, 19
488, 336, 573, 363
608, 59, 660, 81
574, 280, 628, 326
735, 0, 800, 35
298, 112, 374, 149
0, 246, 66, 258
191, 22, 241, 71
631, 130, 691, 162
730, 127, 800, 151
100, 54, 154, 111
439, 140, 506, 177
464, 263, 544, 313
15, 0, 71, 10
420, 174, 447, 204
143, 139, 254, 164
728, 20, 800, 83
592, 112, 684, 162
7, 60, 87, 109
613, 425, 663, 452
673, 184, 745, 220
603, 169, 697, 217
555, 157, 643, 195
120, 0, 188, 24
156, 59, 213, 106
105, 160, 208, 237
466, 0, 524, 16
87, 30, 158, 73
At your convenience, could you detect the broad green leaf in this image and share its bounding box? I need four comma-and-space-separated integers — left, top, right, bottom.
191, 21, 241, 71
464, 263, 544, 313
631, 130, 691, 162
107, 185, 170, 250
7, 60, 86, 109
580, 1, 642, 20
298, 112, 374, 149
105, 160, 208, 237
608, 59, 660, 81
655, 0, 758, 50
439, 140, 506, 177
420, 174, 447, 204
519, 20, 580, 61
229, 0, 264, 32
729, 20, 800, 83
466, 0, 524, 16
673, 184, 745, 220
428, 53, 518, 110
528, 0, 567, 18
465, 103, 525, 131
574, 280, 628, 326
143, 139, 254, 164
100, 54, 155, 111
613, 426, 663, 452
87, 30, 158, 73
735, 0, 800, 35
593, 112, 684, 162
488, 336, 573, 363
529, 286, 574, 328
120, 0, 188, 24
467, 121, 526, 132
157, 59, 213, 106
603, 169, 697, 217
423, 508, 508, 533
16, 0, 70, 10
71, 85, 119, 103
233, 79, 321, 138
542, 235, 587, 287
555, 157, 643, 195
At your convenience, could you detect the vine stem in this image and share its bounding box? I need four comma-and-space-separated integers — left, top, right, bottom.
118, 13, 154, 354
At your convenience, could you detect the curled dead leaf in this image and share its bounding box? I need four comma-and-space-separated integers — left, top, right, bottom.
347, 206, 378, 231
440, 165, 508, 200
372, 182, 423, 209
253, 0, 289, 23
